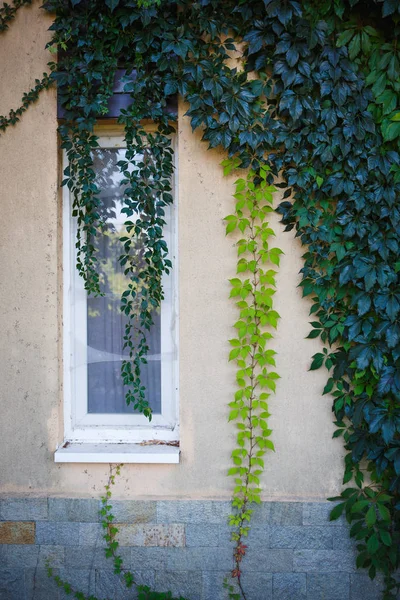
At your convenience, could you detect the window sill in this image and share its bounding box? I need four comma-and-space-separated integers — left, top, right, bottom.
54, 443, 180, 464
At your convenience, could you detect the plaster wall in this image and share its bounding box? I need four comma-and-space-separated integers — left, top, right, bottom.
0, 4, 344, 500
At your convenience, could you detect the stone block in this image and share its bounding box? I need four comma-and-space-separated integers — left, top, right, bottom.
273, 573, 306, 600
165, 547, 232, 572
307, 574, 350, 600
270, 503, 303, 526
0, 498, 48, 521
79, 522, 106, 547
0, 522, 35, 544
48, 498, 100, 522
24, 569, 60, 600
38, 545, 65, 569
270, 526, 332, 549
0, 544, 39, 568
239, 571, 273, 600
155, 570, 203, 600
157, 501, 231, 524
251, 503, 272, 524
186, 523, 220, 547
24, 568, 61, 600
117, 523, 185, 547
112, 500, 156, 523
303, 503, 345, 527
35, 522, 80, 546
202, 571, 233, 600
130, 547, 169, 571
350, 574, 385, 600
95, 569, 155, 600
252, 502, 303, 525
218, 524, 236, 547
0, 569, 25, 599
244, 525, 270, 547
243, 548, 293, 573
64, 545, 130, 569
202, 571, 273, 600
294, 550, 356, 573
58, 569, 96, 600
332, 527, 356, 551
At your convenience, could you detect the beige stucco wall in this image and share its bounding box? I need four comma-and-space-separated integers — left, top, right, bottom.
0, 4, 344, 500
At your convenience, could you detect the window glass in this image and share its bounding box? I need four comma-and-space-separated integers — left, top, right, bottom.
86, 148, 161, 415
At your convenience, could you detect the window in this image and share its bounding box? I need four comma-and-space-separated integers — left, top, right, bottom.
58, 128, 179, 461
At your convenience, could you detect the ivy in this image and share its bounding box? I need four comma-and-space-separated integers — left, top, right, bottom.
0, 0, 31, 32
251, 1, 400, 595
0, 73, 52, 133
1, 0, 400, 598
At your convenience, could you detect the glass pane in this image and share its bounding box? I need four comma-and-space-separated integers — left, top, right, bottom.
87, 148, 161, 414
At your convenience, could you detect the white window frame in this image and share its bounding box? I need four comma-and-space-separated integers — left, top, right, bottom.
62, 128, 179, 445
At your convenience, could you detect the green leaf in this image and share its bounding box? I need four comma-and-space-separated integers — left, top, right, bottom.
229, 348, 240, 361
371, 73, 387, 97
229, 408, 239, 420
336, 29, 354, 47
383, 121, 400, 141
329, 503, 345, 521
226, 221, 237, 234
352, 500, 370, 513
323, 379, 334, 395
348, 34, 361, 60
307, 329, 321, 339
367, 533, 379, 555
309, 353, 324, 370
377, 503, 391, 521
379, 529, 392, 546
105, 0, 120, 10
333, 428, 344, 438
365, 505, 376, 527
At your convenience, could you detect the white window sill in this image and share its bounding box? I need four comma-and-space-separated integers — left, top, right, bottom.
54, 443, 180, 464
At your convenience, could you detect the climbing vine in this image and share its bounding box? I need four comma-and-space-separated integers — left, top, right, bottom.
0, 73, 52, 132
47, 464, 186, 600
0, 0, 31, 31
1, 0, 400, 598
224, 163, 280, 599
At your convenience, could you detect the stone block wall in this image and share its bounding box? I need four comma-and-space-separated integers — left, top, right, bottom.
0, 499, 393, 600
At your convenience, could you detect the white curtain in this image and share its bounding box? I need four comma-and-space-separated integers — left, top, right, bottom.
86, 149, 162, 415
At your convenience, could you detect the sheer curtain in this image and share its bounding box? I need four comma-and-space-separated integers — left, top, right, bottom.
86, 148, 161, 415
